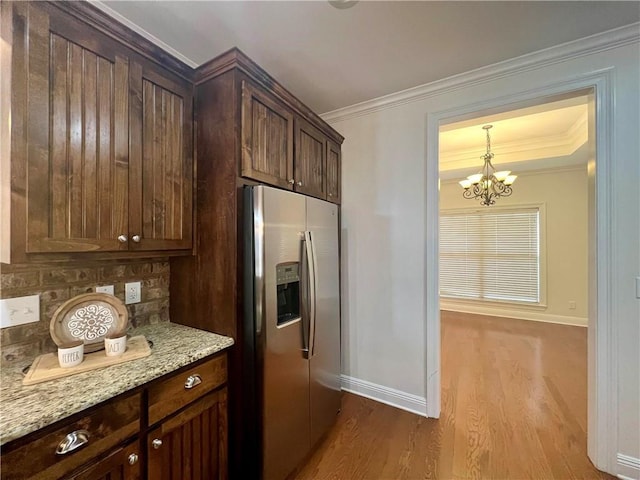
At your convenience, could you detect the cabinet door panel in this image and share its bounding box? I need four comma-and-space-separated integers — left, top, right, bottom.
129, 63, 193, 251
23, 6, 129, 253
241, 81, 294, 188
69, 440, 141, 480
326, 141, 341, 204
147, 389, 227, 480
294, 118, 326, 199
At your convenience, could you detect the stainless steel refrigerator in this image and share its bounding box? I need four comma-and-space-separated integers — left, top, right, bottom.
244, 185, 341, 480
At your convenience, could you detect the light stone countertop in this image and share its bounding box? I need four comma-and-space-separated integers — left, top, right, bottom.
0, 322, 234, 446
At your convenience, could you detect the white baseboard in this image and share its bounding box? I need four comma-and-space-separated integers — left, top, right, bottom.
341, 375, 427, 417
617, 453, 640, 480
440, 301, 588, 327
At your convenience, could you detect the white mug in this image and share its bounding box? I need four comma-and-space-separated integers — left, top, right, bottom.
105, 334, 127, 357
58, 341, 84, 368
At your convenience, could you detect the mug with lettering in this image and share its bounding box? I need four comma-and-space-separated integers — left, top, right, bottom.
105, 333, 127, 357
58, 341, 84, 368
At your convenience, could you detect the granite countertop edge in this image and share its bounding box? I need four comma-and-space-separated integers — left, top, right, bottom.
0, 322, 234, 446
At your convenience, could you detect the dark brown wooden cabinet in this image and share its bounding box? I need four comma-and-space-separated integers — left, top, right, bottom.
326, 140, 342, 204
1, 2, 193, 263
294, 117, 327, 199
147, 389, 227, 480
0, 393, 140, 480
241, 81, 294, 189
0, 352, 228, 480
69, 440, 141, 480
130, 61, 194, 252
238, 80, 341, 203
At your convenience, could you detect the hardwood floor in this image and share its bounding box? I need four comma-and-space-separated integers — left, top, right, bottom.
294, 312, 611, 480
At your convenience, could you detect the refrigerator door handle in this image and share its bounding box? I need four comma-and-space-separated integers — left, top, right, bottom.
301, 231, 315, 358
302, 232, 316, 358
308, 231, 318, 357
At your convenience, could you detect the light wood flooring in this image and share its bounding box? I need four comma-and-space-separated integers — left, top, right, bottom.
294, 311, 611, 480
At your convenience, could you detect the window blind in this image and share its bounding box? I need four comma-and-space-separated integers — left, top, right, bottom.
440, 208, 540, 304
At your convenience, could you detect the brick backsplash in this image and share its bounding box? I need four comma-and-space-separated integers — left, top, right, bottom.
0, 259, 170, 364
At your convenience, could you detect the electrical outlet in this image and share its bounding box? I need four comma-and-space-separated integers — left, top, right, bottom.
568, 300, 576, 310
0, 295, 40, 329
95, 285, 114, 295
125, 281, 141, 305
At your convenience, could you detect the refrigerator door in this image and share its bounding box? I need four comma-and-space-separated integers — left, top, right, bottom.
257, 186, 310, 480
306, 197, 342, 448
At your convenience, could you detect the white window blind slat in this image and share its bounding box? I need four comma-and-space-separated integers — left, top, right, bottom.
439, 208, 540, 304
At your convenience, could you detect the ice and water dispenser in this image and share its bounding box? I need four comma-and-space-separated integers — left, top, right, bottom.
276, 263, 300, 326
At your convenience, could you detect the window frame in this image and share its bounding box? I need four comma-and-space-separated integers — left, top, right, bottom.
439, 203, 548, 309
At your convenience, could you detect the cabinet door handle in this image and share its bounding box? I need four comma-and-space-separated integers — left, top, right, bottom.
56, 430, 90, 455
152, 439, 163, 449
184, 374, 202, 389
297, 181, 303, 187
128, 453, 139, 465
288, 178, 295, 185
132, 235, 141, 243
117, 234, 128, 243
328, 193, 333, 197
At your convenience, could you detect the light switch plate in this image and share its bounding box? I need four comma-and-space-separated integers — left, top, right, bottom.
0, 294, 40, 329
95, 285, 114, 295
125, 281, 141, 305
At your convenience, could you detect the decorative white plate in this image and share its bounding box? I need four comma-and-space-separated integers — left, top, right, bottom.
50, 293, 129, 353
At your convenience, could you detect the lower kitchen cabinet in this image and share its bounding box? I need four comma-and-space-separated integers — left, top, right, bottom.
0, 351, 228, 480
147, 389, 227, 480
68, 440, 141, 480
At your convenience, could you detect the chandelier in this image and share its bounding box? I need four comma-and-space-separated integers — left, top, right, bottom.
459, 125, 517, 206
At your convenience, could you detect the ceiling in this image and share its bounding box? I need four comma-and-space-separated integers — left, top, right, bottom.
439, 95, 590, 180
95, 1, 640, 114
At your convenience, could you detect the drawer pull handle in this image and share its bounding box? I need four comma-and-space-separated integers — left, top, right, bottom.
184, 374, 202, 389
152, 439, 163, 449
128, 453, 139, 465
56, 430, 90, 455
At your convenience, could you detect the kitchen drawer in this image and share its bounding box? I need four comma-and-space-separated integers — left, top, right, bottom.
148, 353, 227, 425
0, 393, 140, 480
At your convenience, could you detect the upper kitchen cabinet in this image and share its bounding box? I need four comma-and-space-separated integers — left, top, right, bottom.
0, 2, 193, 263
294, 117, 326, 199
326, 140, 342, 203
214, 51, 342, 203
241, 81, 294, 189
129, 61, 193, 251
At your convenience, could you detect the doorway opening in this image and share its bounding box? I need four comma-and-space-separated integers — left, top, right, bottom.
435, 91, 595, 475
423, 77, 619, 473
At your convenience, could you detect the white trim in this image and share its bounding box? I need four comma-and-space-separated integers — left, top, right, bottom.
341, 375, 427, 417
89, 1, 199, 68
617, 453, 640, 480
321, 23, 639, 122
440, 304, 587, 327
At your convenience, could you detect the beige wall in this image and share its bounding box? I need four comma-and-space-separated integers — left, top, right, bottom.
439, 167, 588, 325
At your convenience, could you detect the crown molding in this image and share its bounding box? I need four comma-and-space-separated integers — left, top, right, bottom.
441, 131, 586, 169
321, 23, 640, 123
89, 1, 199, 69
